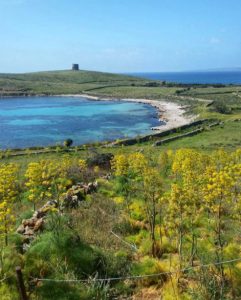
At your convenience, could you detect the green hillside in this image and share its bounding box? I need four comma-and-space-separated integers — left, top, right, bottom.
0, 69, 149, 96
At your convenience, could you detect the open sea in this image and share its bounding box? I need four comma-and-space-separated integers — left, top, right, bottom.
0, 96, 160, 149
130, 71, 241, 85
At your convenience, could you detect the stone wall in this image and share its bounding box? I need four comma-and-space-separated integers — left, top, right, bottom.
154, 121, 221, 146
112, 119, 213, 146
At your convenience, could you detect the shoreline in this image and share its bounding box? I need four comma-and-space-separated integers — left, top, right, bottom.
0, 93, 196, 141
57, 93, 195, 132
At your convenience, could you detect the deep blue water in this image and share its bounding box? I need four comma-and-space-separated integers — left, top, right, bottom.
0, 97, 161, 149
130, 71, 241, 84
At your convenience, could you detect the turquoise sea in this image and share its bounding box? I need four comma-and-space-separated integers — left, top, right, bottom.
0, 97, 161, 149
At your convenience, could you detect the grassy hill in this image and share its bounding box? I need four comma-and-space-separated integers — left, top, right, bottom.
0, 69, 240, 105
0, 69, 150, 96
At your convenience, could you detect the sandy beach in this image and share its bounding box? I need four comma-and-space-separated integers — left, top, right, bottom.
60, 94, 195, 132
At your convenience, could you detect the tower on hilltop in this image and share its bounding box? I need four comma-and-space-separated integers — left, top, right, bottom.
72, 64, 79, 71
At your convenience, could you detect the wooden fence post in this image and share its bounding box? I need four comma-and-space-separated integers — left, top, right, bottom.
16, 266, 28, 300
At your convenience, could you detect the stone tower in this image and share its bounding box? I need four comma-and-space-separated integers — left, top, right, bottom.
72, 64, 79, 71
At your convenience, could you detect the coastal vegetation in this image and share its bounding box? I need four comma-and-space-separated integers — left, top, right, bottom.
0, 70, 241, 299
0, 148, 241, 299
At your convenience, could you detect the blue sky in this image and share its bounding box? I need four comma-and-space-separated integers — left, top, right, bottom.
0, 0, 241, 73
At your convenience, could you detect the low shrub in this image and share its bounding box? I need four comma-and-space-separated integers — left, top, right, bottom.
212, 100, 231, 114
131, 256, 168, 286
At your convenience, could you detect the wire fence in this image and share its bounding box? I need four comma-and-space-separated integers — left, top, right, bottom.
110, 230, 137, 251
30, 257, 241, 284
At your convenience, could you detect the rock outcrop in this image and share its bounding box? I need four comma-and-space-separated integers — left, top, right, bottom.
17, 200, 58, 251
17, 181, 98, 250
62, 181, 98, 209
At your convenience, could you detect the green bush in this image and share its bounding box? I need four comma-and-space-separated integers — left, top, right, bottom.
104, 250, 131, 278
212, 100, 231, 114
23, 229, 108, 299
131, 256, 167, 286
25, 231, 104, 278
63, 139, 73, 147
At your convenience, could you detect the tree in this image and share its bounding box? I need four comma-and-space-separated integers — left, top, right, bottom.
203, 151, 241, 297
25, 159, 73, 210
142, 167, 163, 257
63, 138, 73, 147
168, 149, 209, 267
112, 153, 148, 214
25, 161, 52, 210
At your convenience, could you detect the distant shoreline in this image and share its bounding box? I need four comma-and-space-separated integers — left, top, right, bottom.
128, 71, 241, 85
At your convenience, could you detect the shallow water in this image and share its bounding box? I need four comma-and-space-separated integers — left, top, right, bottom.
0, 96, 161, 149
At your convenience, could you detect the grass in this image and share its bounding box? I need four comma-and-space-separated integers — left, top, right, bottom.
155, 120, 241, 151
0, 70, 151, 96
1, 120, 240, 171
87, 86, 183, 98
